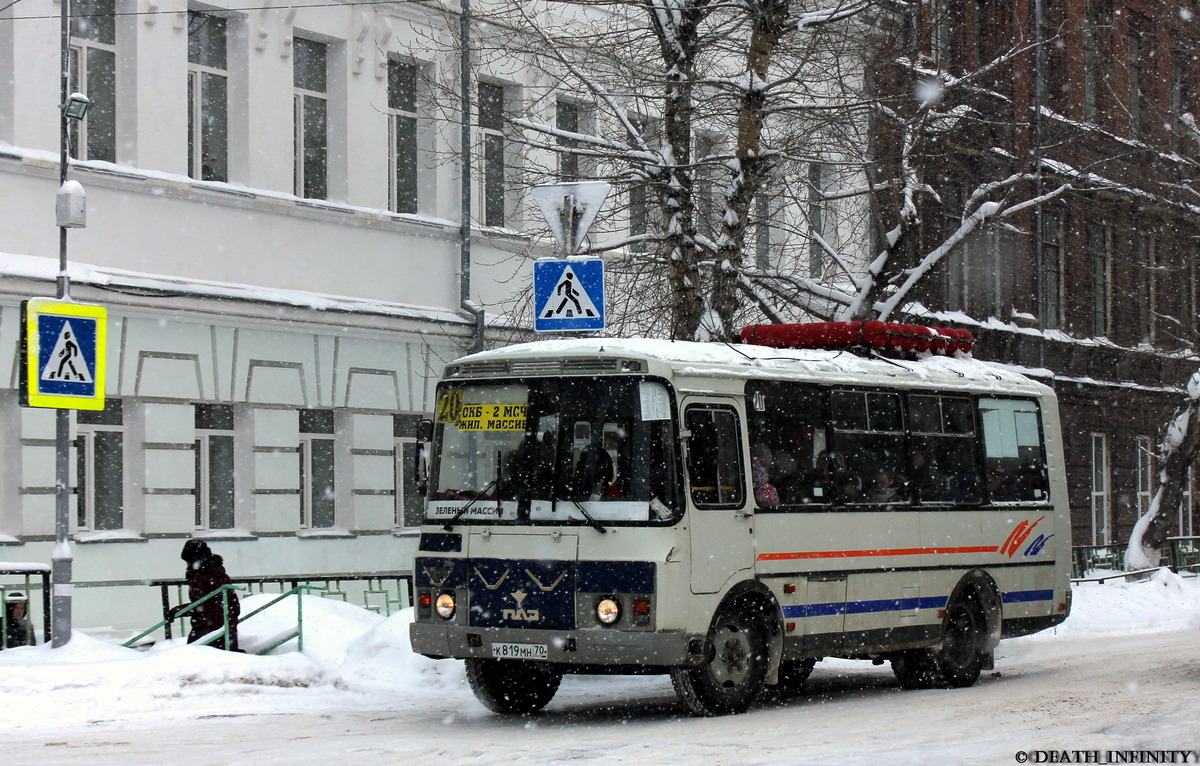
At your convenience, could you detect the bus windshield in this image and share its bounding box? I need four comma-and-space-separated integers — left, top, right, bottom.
427, 377, 680, 525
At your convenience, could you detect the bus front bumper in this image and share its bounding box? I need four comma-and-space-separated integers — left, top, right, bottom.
410, 621, 699, 667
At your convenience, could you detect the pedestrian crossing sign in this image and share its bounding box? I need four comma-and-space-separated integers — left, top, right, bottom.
533, 258, 605, 333
20, 298, 107, 410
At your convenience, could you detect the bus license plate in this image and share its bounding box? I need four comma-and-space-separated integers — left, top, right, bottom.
491, 642, 548, 660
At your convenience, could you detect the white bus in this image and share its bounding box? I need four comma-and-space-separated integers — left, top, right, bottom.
409, 323, 1071, 716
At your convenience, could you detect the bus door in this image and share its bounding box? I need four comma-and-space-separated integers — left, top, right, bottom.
683, 398, 754, 594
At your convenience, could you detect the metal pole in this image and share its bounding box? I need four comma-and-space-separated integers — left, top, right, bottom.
1032, 0, 1045, 368
52, 0, 73, 648
458, 0, 484, 353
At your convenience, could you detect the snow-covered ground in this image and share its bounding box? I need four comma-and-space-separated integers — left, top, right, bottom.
1, 569, 1197, 765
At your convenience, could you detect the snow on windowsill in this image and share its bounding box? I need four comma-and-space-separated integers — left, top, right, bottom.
192, 529, 257, 541
295, 527, 354, 540
0, 560, 51, 572
74, 530, 146, 544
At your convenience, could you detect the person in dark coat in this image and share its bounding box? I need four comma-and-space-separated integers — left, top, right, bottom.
3, 591, 35, 649
172, 539, 241, 651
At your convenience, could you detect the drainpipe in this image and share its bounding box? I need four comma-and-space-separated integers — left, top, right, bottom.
459, 0, 486, 353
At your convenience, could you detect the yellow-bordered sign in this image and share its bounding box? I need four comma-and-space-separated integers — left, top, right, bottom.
20, 298, 107, 410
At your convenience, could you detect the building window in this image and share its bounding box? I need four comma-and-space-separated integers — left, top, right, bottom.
807, 162, 827, 279
1041, 213, 1063, 330
393, 414, 421, 528
1136, 233, 1157, 344
1126, 15, 1154, 139
479, 81, 506, 227
627, 116, 659, 255
1090, 433, 1109, 545
195, 404, 235, 530
1083, 0, 1110, 122
754, 194, 771, 270
693, 133, 720, 238
556, 99, 580, 182
76, 399, 124, 531
388, 58, 418, 214
293, 37, 328, 200
1136, 435, 1154, 522
1089, 224, 1111, 337
300, 409, 335, 529
187, 12, 228, 182
1180, 465, 1195, 538
69, 0, 117, 163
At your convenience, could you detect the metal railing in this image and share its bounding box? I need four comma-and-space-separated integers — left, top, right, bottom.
123, 583, 243, 650
147, 572, 412, 641
1072, 536, 1200, 581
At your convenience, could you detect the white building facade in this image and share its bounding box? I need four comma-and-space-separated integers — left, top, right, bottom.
0, 0, 871, 638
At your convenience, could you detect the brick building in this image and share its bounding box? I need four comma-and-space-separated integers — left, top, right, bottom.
896, 0, 1200, 547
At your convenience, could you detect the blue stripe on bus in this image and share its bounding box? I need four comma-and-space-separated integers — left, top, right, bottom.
781, 589, 1054, 619
1001, 589, 1054, 604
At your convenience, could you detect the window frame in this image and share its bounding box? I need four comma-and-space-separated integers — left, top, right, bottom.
69, 0, 118, 163
684, 404, 745, 510
299, 408, 336, 529
75, 399, 125, 532
187, 11, 229, 182
388, 57, 419, 215
478, 80, 507, 227
194, 403, 236, 531
293, 37, 329, 201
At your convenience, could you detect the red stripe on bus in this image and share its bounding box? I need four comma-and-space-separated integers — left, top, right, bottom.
757, 545, 1000, 561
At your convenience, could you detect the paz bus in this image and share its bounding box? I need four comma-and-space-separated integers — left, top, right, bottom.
408, 322, 1071, 716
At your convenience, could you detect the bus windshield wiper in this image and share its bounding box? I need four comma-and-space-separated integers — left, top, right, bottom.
567, 500, 608, 534
442, 479, 499, 531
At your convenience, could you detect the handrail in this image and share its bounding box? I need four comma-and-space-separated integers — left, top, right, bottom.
1071, 566, 1163, 584
122, 583, 244, 649
238, 584, 324, 653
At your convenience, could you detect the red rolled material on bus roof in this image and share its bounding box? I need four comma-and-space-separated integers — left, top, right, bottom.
739, 321, 974, 356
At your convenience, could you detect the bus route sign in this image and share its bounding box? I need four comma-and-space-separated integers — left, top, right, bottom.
20, 298, 107, 410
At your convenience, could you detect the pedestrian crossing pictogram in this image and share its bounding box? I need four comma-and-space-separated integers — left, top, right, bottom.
533, 259, 606, 332
20, 298, 107, 410
539, 266, 600, 320
41, 320, 93, 384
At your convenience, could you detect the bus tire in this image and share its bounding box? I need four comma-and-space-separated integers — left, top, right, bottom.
671, 608, 768, 716
465, 658, 562, 715
778, 658, 817, 692
892, 594, 985, 689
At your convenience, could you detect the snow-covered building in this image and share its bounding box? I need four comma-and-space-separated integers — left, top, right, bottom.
0, 0, 534, 635
0, 0, 876, 637
898, 0, 1200, 550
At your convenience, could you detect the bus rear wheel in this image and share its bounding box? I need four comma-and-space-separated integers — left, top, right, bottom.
671, 608, 768, 716
465, 658, 562, 715
892, 595, 985, 689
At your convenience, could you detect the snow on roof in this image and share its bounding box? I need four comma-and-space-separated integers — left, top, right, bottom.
468, 336, 1046, 392
0, 249, 473, 327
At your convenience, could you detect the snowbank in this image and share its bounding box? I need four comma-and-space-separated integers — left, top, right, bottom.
0, 575, 1194, 732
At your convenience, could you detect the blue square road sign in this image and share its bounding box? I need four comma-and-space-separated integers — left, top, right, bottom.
533, 258, 605, 333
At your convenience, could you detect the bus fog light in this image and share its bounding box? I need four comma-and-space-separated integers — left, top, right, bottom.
435, 592, 456, 619
596, 598, 621, 624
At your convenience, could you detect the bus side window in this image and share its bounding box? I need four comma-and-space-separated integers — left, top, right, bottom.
908, 395, 982, 504
685, 406, 745, 508
979, 398, 1047, 502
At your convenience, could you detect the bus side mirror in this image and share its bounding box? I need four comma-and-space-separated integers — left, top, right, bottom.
415, 418, 433, 496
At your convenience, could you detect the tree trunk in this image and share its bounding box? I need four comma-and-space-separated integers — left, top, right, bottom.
1127, 372, 1200, 569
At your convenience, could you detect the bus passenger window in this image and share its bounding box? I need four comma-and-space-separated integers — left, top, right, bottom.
831, 390, 907, 505
979, 398, 1047, 502
685, 407, 745, 508
908, 395, 982, 504
746, 382, 827, 507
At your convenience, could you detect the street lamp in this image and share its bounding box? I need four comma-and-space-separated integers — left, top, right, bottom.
52, 1, 89, 649
61, 92, 91, 122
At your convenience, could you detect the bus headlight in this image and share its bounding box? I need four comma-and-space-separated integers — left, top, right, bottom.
596, 598, 621, 625
435, 592, 456, 620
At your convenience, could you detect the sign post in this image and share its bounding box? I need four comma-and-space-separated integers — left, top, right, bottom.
530, 181, 610, 334
20, 298, 106, 648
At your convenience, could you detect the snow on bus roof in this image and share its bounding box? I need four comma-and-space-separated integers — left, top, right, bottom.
465, 337, 1045, 391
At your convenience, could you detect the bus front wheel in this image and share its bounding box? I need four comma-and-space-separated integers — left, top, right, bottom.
671, 608, 768, 716
465, 658, 562, 715
892, 595, 986, 689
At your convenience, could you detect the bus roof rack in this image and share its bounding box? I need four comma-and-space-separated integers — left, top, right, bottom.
740, 321, 974, 356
